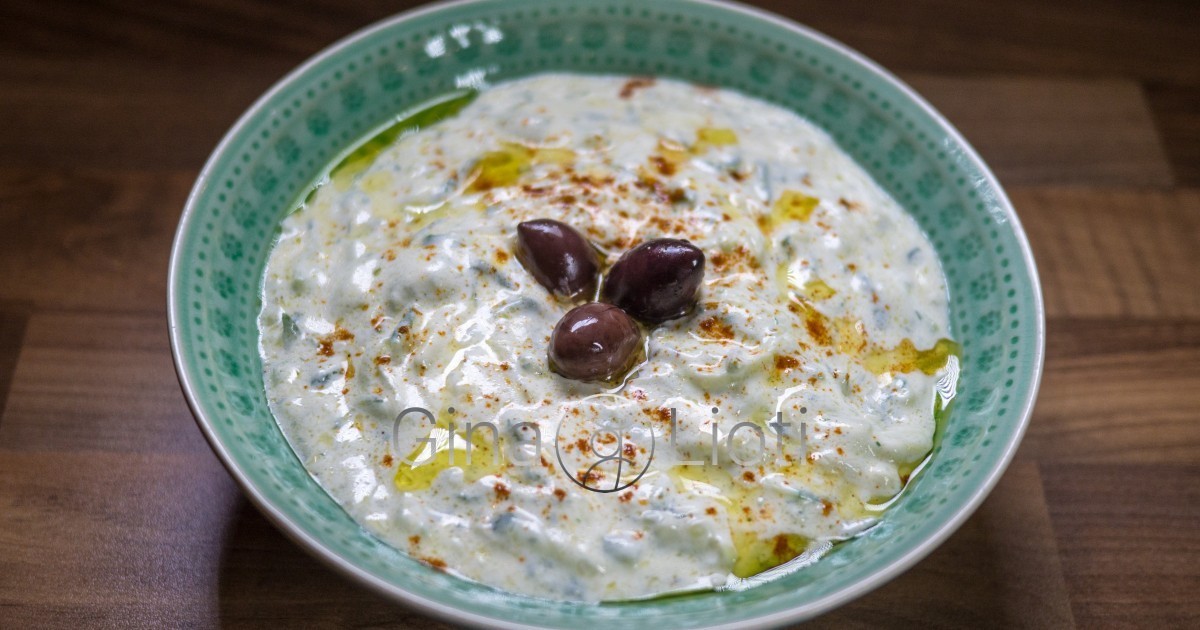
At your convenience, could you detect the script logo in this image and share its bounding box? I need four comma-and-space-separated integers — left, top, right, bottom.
554, 411, 654, 493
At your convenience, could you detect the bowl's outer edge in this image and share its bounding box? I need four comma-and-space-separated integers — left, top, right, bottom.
167, 0, 1046, 627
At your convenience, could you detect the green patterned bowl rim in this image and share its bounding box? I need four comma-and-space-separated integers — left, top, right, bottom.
168, 0, 1045, 627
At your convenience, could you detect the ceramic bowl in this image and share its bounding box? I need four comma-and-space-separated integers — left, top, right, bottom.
168, 0, 1044, 626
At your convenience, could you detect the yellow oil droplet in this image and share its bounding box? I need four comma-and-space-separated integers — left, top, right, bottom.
731, 532, 809, 578
406, 202, 454, 230
531, 145, 576, 166
467, 142, 577, 192
785, 293, 959, 376
802, 278, 837, 301
833, 317, 868, 355
669, 464, 737, 504
692, 127, 739, 153
660, 138, 689, 161
647, 129, 737, 176
768, 354, 802, 387
648, 138, 690, 176
669, 465, 812, 578
468, 145, 530, 192
774, 190, 820, 222
360, 170, 391, 195
759, 191, 820, 234
394, 426, 502, 491
864, 337, 961, 375
789, 299, 833, 346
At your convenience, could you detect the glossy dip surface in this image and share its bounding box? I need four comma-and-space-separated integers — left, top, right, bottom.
258, 74, 958, 602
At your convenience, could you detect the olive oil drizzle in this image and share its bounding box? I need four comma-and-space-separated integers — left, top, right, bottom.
331, 89, 479, 188
283, 89, 480, 216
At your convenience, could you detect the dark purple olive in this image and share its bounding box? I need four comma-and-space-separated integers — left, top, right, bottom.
600, 238, 705, 323
549, 303, 642, 382
516, 219, 601, 299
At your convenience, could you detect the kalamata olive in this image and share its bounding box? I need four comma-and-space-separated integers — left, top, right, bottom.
549, 303, 642, 382
600, 238, 705, 323
516, 219, 600, 299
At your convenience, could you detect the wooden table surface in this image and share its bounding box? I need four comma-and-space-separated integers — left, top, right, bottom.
1, 1, 1198, 627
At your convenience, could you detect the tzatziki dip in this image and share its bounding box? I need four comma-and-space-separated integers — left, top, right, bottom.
258, 74, 958, 602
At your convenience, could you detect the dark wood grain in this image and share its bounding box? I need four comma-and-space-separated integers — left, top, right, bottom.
0, 169, 186, 311
1027, 318, 1200, 464
1012, 187, 1200, 318
0, 60, 282, 171
906, 76, 1173, 186
0, 302, 31, 421
0, 311, 206, 453
1042, 463, 1200, 627
1146, 82, 1200, 185
0, 451, 243, 627
0, 0, 1198, 628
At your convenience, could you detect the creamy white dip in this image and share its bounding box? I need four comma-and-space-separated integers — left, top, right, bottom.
258, 74, 957, 601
